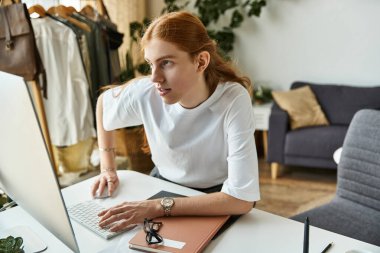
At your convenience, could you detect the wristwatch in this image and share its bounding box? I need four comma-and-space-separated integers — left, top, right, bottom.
160, 197, 175, 216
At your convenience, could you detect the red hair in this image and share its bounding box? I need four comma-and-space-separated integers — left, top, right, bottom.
141, 11, 252, 95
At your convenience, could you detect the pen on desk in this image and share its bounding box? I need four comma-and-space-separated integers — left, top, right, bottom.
321, 242, 333, 253
303, 217, 309, 253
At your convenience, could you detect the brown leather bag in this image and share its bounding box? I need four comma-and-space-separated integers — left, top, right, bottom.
0, 2, 47, 96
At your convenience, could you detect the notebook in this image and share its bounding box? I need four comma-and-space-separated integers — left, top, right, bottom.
129, 191, 229, 253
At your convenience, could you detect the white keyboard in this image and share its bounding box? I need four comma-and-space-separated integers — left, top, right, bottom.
67, 200, 126, 239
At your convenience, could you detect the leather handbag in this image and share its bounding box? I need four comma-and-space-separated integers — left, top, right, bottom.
0, 2, 47, 96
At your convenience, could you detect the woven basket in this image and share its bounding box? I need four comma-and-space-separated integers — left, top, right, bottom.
115, 126, 153, 174
53, 138, 95, 174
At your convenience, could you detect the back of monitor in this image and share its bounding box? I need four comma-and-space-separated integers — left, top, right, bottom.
0, 71, 79, 253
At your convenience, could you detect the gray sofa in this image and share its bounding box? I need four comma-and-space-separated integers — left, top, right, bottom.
267, 81, 380, 179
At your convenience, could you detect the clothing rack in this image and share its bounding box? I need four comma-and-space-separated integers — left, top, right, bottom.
2, 0, 115, 176
1, 0, 56, 173
26, 1, 120, 175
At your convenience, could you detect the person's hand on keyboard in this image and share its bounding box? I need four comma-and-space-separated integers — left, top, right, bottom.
91, 170, 119, 198
97, 199, 161, 232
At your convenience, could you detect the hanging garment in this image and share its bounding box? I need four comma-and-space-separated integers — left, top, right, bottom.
100, 19, 122, 82
48, 14, 93, 96
31, 17, 96, 146
71, 12, 111, 114
72, 13, 111, 85
79, 5, 123, 83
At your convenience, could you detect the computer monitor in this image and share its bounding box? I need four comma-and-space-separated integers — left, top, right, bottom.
0, 71, 79, 252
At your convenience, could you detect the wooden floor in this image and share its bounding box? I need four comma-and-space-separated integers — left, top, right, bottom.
256, 158, 337, 218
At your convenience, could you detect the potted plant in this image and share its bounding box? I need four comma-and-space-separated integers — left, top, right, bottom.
253, 85, 272, 104
0, 236, 24, 253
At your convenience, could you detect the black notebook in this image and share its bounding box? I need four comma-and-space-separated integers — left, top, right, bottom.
147, 190, 186, 200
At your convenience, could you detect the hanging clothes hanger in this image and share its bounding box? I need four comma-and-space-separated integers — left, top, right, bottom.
47, 5, 71, 17
66, 6, 77, 14
48, 5, 91, 33
80, 5, 96, 19
28, 4, 46, 18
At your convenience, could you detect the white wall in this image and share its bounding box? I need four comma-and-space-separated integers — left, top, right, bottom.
234, 0, 380, 90
147, 0, 380, 90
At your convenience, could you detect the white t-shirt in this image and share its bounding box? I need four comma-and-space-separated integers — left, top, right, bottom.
103, 77, 260, 201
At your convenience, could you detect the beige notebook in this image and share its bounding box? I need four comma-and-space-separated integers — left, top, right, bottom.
129, 215, 229, 253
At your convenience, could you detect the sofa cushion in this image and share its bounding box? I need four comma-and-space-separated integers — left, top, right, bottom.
272, 86, 329, 129
292, 82, 380, 125
284, 125, 348, 159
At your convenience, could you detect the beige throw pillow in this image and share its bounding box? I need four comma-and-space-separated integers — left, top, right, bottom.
272, 85, 329, 129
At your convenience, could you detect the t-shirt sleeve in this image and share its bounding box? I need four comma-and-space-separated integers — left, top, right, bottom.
102, 80, 143, 131
221, 89, 261, 202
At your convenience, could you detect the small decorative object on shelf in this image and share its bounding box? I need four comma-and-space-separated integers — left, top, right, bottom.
253, 85, 273, 104
0, 190, 15, 212
0, 189, 8, 209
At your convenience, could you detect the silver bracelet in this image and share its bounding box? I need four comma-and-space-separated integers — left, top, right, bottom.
99, 147, 116, 152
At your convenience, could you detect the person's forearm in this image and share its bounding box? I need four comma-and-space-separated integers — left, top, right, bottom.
98, 190, 254, 230
96, 93, 116, 171
155, 192, 254, 217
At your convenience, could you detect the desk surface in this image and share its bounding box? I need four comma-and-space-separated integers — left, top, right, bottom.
1, 170, 379, 253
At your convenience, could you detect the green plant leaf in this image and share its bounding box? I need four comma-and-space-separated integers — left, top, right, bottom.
254, 85, 272, 103
14, 238, 23, 249
247, 0, 266, 17
230, 10, 244, 28
196, 0, 238, 25
0, 236, 24, 253
142, 18, 151, 29
162, 0, 189, 14
136, 63, 151, 75
209, 28, 235, 56
129, 22, 142, 42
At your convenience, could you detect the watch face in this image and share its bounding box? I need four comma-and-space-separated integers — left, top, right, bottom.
162, 198, 174, 207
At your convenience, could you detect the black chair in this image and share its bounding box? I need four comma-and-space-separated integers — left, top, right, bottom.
291, 109, 380, 246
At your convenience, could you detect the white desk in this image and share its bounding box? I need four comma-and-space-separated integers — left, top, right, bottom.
1, 171, 379, 253
0, 207, 73, 252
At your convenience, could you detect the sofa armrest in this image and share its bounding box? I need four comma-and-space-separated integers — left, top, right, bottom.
267, 103, 289, 163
